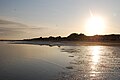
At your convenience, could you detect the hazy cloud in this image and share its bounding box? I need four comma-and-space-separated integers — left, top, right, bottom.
0, 19, 28, 27
0, 19, 44, 39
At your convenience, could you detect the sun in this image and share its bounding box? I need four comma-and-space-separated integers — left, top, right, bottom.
85, 16, 105, 35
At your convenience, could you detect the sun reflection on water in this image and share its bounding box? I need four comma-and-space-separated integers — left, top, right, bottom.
90, 46, 101, 77
92, 46, 101, 64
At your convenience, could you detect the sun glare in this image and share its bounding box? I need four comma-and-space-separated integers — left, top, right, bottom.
85, 16, 106, 35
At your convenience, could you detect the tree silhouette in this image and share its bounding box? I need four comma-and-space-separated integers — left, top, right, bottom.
67, 33, 79, 41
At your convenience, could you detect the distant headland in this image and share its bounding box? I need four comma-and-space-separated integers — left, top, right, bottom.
23, 33, 120, 42
1, 33, 120, 46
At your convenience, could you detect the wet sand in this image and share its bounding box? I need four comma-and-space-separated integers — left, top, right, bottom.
0, 41, 120, 80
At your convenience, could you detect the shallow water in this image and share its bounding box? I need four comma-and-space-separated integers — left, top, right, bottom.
0, 42, 120, 80
59, 46, 120, 80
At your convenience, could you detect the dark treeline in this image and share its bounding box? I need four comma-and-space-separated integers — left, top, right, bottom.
24, 33, 120, 42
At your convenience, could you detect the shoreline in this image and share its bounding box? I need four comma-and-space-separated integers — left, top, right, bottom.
5, 40, 120, 46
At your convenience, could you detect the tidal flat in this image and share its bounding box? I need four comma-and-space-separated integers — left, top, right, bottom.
0, 41, 120, 80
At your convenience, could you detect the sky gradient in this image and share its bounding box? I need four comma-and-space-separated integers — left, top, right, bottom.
0, 0, 120, 39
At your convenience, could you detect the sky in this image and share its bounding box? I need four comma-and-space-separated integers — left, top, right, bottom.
0, 0, 120, 39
